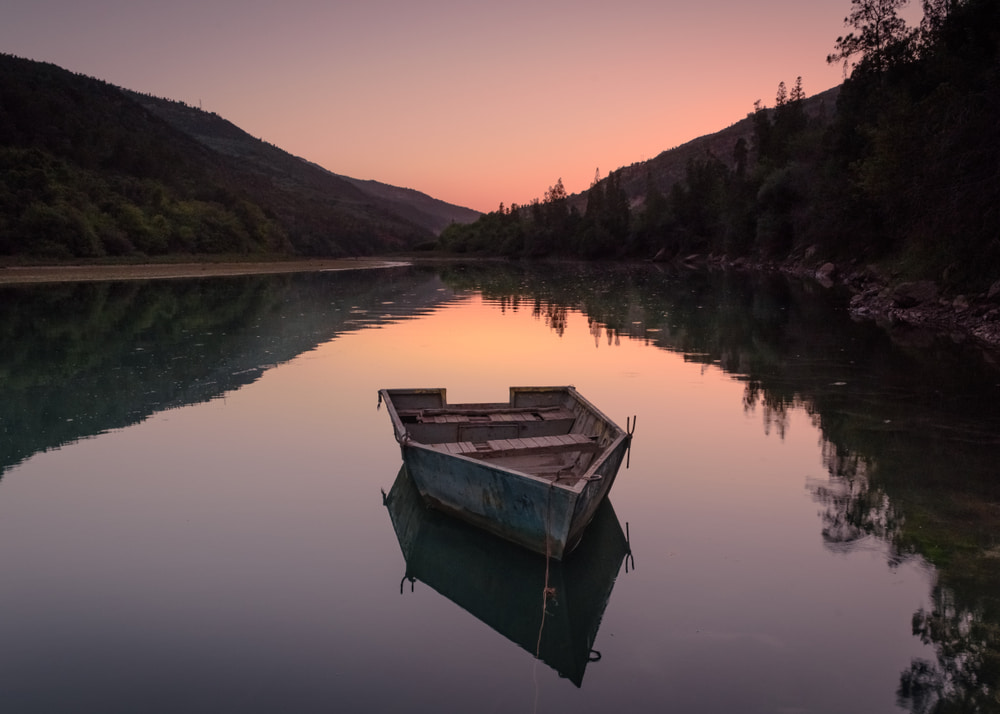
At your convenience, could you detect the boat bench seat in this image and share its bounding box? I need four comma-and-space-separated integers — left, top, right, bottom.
400, 406, 575, 425
430, 433, 601, 458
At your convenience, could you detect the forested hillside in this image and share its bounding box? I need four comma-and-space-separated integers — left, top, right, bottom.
127, 92, 481, 236
0, 54, 468, 260
441, 0, 999, 295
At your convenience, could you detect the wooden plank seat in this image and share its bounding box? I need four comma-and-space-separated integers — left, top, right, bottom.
429, 433, 601, 458
398, 406, 575, 425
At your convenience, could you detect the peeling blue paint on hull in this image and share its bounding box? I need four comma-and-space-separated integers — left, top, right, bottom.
378, 386, 631, 560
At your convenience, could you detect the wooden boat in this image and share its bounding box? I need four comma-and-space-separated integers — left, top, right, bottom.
377, 386, 632, 560
384, 464, 629, 686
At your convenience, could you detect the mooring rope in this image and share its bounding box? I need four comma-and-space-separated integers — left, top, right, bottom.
533, 480, 556, 714
536, 481, 556, 658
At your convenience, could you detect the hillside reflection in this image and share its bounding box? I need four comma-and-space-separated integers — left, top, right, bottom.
439, 261, 1000, 713
0, 266, 452, 477
4, 260, 999, 709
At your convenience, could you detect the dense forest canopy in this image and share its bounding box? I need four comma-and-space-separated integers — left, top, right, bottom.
440, 0, 999, 293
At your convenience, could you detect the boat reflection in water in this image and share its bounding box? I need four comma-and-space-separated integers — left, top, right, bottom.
384, 465, 630, 687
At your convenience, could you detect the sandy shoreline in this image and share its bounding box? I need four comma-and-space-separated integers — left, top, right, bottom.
0, 258, 410, 285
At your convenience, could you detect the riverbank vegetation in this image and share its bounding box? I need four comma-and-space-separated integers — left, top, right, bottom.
440, 0, 999, 294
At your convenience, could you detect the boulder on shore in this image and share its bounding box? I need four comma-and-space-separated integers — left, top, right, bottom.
815, 262, 837, 287
890, 281, 938, 308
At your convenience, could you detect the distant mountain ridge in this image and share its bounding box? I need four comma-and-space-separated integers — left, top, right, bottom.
330, 172, 481, 235
568, 86, 841, 211
0, 53, 478, 260
128, 91, 481, 234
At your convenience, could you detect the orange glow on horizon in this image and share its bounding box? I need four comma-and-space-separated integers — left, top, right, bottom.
318, 294, 735, 402
2, 1, 928, 213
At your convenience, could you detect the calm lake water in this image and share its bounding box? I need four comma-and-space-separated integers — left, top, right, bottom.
1, 262, 998, 713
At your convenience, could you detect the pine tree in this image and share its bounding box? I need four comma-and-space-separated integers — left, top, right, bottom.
827, 0, 911, 74
585, 169, 604, 221
790, 76, 805, 103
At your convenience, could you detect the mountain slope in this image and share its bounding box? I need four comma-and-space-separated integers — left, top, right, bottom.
128, 92, 480, 234
0, 53, 466, 260
331, 173, 480, 234
569, 86, 841, 211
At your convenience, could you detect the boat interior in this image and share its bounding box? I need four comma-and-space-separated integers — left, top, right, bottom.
383, 388, 618, 482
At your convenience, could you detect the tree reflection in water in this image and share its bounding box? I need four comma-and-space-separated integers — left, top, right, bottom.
439, 260, 1000, 713
810, 443, 901, 555
4, 261, 997, 710
0, 266, 453, 479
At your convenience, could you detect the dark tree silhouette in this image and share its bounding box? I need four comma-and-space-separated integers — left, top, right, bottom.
827, 0, 912, 73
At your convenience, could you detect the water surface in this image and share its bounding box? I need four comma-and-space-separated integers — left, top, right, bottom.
1, 263, 997, 713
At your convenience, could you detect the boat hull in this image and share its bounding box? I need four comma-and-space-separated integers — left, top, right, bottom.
379, 386, 630, 560
402, 437, 628, 559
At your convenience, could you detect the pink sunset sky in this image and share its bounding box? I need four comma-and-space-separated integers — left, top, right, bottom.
3, 0, 924, 213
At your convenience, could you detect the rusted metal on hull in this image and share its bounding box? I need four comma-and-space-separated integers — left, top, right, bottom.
378, 386, 631, 560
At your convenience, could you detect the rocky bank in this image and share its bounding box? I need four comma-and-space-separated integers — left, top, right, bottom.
700, 254, 1000, 353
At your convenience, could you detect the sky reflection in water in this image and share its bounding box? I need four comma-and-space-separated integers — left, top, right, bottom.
1, 264, 997, 713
